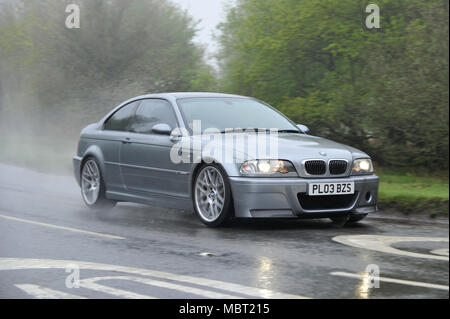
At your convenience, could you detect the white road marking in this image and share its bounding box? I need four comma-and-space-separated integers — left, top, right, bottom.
431, 248, 449, 257
331, 272, 449, 291
15, 284, 87, 299
332, 235, 449, 261
80, 278, 156, 299
81, 276, 243, 299
0, 213, 125, 240
0, 258, 308, 299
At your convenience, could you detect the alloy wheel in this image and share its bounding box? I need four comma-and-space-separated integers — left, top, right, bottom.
194, 166, 226, 222
81, 160, 101, 205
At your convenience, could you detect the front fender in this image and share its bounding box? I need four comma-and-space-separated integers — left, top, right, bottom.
73, 144, 106, 187
82, 144, 106, 174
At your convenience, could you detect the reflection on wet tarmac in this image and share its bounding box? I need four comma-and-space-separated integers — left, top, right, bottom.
357, 272, 371, 299
258, 256, 274, 294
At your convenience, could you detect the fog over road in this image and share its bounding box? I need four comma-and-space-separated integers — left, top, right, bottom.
0, 163, 448, 299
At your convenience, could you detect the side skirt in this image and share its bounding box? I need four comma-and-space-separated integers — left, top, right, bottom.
106, 191, 193, 211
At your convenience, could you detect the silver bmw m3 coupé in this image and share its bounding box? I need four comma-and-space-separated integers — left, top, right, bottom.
73, 93, 378, 227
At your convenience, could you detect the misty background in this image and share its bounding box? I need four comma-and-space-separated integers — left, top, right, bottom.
0, 0, 448, 175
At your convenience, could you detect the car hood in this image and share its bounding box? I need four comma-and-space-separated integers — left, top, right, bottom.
194, 132, 369, 163
272, 134, 366, 161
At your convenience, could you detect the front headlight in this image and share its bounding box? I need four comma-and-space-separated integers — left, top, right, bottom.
240, 160, 297, 177
351, 158, 374, 175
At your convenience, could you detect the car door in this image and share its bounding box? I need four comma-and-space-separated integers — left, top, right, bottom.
119, 99, 190, 198
99, 100, 139, 192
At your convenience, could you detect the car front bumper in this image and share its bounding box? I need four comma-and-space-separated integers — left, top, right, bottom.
229, 175, 379, 218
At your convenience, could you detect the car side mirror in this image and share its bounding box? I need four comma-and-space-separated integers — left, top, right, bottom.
152, 123, 172, 135
297, 124, 310, 133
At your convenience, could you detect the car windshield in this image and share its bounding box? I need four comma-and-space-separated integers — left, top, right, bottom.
177, 97, 300, 134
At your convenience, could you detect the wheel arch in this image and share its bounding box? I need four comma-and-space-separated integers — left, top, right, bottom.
190, 161, 208, 199
190, 160, 236, 226
189, 159, 234, 200
80, 145, 106, 179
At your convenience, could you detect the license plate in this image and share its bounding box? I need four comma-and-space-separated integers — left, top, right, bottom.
308, 182, 355, 196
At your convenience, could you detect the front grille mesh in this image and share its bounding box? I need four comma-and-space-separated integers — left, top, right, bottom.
298, 193, 357, 210
329, 160, 348, 175
304, 160, 326, 175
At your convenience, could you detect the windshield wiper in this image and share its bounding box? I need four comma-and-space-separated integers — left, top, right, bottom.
277, 129, 301, 133
217, 128, 301, 134
218, 128, 271, 134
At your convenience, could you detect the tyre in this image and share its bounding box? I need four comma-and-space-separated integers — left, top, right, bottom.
80, 158, 116, 210
193, 164, 234, 227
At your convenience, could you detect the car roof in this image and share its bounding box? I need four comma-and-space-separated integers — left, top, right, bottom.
101, 92, 253, 123
131, 92, 250, 100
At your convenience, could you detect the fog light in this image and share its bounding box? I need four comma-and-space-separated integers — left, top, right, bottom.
365, 192, 372, 202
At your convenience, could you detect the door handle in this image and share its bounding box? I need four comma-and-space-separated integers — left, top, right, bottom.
122, 137, 131, 144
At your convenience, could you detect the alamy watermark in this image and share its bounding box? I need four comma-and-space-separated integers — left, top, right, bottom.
366, 264, 380, 288
65, 3, 380, 30
65, 4, 80, 29
169, 121, 279, 164
365, 4, 380, 29
65, 264, 80, 288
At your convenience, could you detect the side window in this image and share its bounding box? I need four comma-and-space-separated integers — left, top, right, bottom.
104, 101, 138, 131
129, 99, 177, 134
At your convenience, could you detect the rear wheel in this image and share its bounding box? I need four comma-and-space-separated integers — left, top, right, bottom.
81, 158, 116, 210
193, 164, 234, 227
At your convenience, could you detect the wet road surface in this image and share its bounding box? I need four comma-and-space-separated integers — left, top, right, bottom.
0, 163, 448, 299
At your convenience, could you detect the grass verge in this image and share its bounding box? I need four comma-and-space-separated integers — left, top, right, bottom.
377, 171, 449, 216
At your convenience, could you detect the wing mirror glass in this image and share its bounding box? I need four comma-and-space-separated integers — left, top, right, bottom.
152, 123, 172, 135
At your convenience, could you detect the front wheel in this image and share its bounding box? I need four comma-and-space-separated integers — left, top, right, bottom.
193, 164, 234, 227
81, 158, 116, 210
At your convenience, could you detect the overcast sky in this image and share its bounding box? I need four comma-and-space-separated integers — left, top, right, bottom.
171, 0, 234, 64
